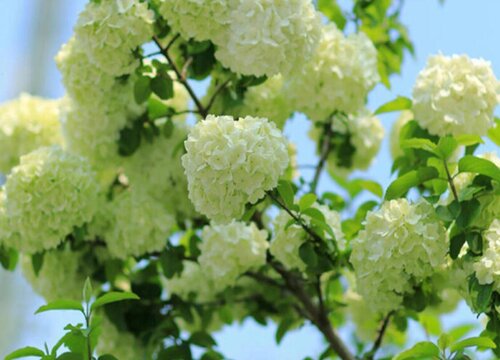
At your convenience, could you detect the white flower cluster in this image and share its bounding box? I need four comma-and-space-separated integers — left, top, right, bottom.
164, 261, 217, 302
102, 189, 175, 259
158, 0, 234, 44
412, 54, 500, 137
22, 249, 89, 302
215, 0, 321, 77
0, 146, 100, 254
75, 0, 154, 76
270, 203, 344, 271
182, 115, 289, 223
237, 75, 292, 130
123, 123, 195, 219
96, 316, 147, 360
199, 221, 268, 290
474, 219, 500, 292
350, 199, 448, 314
0, 94, 62, 174
286, 24, 379, 120
309, 110, 384, 176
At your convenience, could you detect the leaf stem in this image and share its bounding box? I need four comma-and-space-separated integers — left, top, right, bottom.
443, 159, 459, 202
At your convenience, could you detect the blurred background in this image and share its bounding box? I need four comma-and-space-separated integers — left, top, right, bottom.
0, 0, 499, 359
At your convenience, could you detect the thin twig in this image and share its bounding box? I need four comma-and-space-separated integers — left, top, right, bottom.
443, 160, 459, 202
153, 36, 207, 118
365, 311, 395, 359
311, 119, 334, 194
205, 78, 232, 114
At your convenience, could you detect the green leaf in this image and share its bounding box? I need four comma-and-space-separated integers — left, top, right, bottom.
35, 300, 84, 315
134, 76, 152, 104
32, 252, 45, 276
162, 118, 174, 138
90, 292, 139, 311
469, 277, 493, 313
401, 138, 438, 155
0, 246, 18, 271
189, 331, 216, 348
298, 242, 318, 268
458, 155, 500, 183
83, 277, 93, 304
5, 347, 45, 360
298, 193, 317, 212
456, 199, 481, 229
318, 0, 347, 29
455, 134, 483, 147
151, 74, 174, 100
450, 336, 496, 353
374, 96, 412, 115
437, 136, 458, 160
394, 341, 440, 360
275, 317, 295, 344
277, 180, 295, 209
350, 179, 384, 198
301, 207, 326, 223
449, 233, 466, 260
98, 356, 118, 360
487, 118, 500, 146
160, 247, 184, 279
385, 167, 439, 200
448, 324, 476, 342
56, 353, 82, 360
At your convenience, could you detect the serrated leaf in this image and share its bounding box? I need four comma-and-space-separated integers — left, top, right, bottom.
450, 336, 496, 353
35, 300, 84, 315
394, 341, 440, 360
298, 193, 317, 212
5, 346, 45, 360
90, 292, 139, 312
458, 155, 500, 183
385, 167, 439, 200
375, 96, 412, 115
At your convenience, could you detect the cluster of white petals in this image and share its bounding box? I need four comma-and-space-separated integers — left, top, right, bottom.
182, 115, 289, 223
390, 110, 413, 159
1, 146, 100, 254
286, 24, 379, 120
412, 54, 500, 136
215, 0, 321, 77
22, 249, 88, 302
0, 94, 62, 173
270, 203, 344, 271
164, 261, 217, 302
158, 0, 234, 44
350, 199, 448, 313
474, 219, 500, 292
75, 0, 154, 76
123, 123, 195, 219
199, 221, 268, 290
103, 189, 175, 259
96, 316, 147, 360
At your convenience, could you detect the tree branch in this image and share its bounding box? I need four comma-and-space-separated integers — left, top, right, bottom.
311, 119, 334, 194
153, 36, 208, 118
364, 311, 394, 359
205, 78, 232, 114
443, 159, 459, 202
271, 263, 355, 360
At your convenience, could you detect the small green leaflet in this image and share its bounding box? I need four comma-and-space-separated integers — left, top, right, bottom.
4, 346, 45, 360
393, 341, 440, 360
375, 96, 412, 115
458, 155, 500, 183
90, 291, 140, 311
385, 167, 439, 200
449, 336, 496, 352
35, 300, 84, 315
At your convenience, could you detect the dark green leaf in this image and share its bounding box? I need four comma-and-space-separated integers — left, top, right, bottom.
449, 233, 466, 260
374, 96, 412, 115
134, 76, 151, 104
151, 74, 174, 100
32, 252, 44, 276
35, 300, 84, 315
189, 331, 216, 348
456, 199, 481, 229
162, 118, 174, 138
90, 292, 139, 311
160, 248, 184, 279
0, 246, 18, 271
298, 242, 318, 268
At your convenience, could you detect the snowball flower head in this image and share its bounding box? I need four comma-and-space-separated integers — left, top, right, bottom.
22, 249, 90, 302
286, 24, 379, 120
350, 199, 448, 314
103, 189, 175, 259
182, 115, 289, 223
412, 54, 499, 136
473, 219, 500, 292
198, 221, 269, 290
0, 94, 62, 173
270, 203, 344, 271
215, 0, 321, 77
1, 146, 100, 254
164, 261, 217, 302
75, 0, 154, 76
158, 0, 235, 44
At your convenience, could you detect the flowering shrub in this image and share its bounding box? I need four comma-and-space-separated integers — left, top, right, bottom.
1, 1, 500, 360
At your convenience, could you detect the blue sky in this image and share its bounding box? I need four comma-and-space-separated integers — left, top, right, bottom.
0, 0, 499, 359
